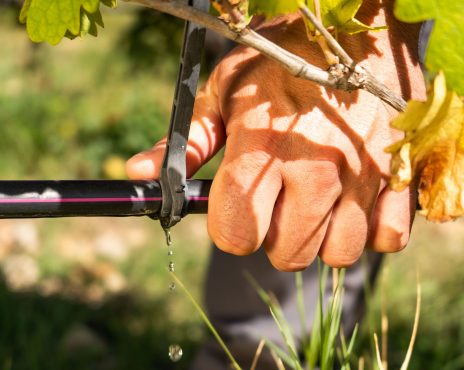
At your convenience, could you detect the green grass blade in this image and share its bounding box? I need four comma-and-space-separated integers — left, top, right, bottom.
338, 346, 352, 370
305, 261, 329, 369
295, 271, 308, 342
321, 269, 345, 370
373, 333, 386, 370
346, 323, 359, 358
171, 272, 242, 370
321, 291, 335, 367
245, 271, 273, 306
339, 323, 358, 370
362, 255, 380, 361
400, 280, 422, 370
265, 339, 298, 370
329, 287, 344, 345
245, 272, 298, 353
269, 307, 303, 370
340, 326, 348, 356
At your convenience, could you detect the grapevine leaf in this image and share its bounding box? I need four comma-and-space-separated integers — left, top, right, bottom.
101, 0, 117, 7
394, 0, 464, 96
66, 8, 104, 39
386, 73, 464, 222
19, 0, 116, 45
338, 17, 385, 35
248, 0, 301, 18
318, 0, 386, 35
249, 0, 385, 35
81, 9, 104, 37
19, 0, 32, 23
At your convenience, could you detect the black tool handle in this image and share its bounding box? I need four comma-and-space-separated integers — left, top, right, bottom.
0, 180, 210, 218
159, 0, 209, 229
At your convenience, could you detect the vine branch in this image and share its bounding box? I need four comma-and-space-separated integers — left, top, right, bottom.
299, 4, 354, 68
299, 4, 407, 111
127, 0, 407, 112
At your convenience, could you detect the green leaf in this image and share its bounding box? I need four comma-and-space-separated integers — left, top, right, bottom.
249, 0, 385, 35
394, 0, 464, 96
81, 9, 104, 37
339, 17, 385, 35
101, 0, 117, 7
248, 0, 301, 18
19, 0, 116, 45
19, 0, 32, 23
319, 0, 386, 34
394, 0, 436, 22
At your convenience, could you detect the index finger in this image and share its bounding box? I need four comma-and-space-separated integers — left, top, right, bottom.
126, 69, 226, 179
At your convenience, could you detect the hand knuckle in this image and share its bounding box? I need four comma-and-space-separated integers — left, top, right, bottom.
266, 250, 316, 272
312, 162, 342, 194
269, 258, 308, 272
321, 250, 362, 268
209, 226, 259, 256
373, 229, 410, 253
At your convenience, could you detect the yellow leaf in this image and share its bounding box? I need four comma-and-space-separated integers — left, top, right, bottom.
386, 73, 464, 222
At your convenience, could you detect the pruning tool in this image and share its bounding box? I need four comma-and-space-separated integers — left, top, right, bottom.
157, 0, 210, 230
0, 1, 211, 221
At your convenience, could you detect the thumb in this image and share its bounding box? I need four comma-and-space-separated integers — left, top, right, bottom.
126, 73, 225, 180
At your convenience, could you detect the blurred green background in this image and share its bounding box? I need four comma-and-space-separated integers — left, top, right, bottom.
0, 3, 463, 370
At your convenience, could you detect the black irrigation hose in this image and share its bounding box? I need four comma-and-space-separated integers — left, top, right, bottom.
0, 179, 422, 219
0, 180, 210, 218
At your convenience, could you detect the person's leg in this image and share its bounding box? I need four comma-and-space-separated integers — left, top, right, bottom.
191, 247, 383, 370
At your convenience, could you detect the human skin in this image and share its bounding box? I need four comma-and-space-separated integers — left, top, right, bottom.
126, 0, 426, 271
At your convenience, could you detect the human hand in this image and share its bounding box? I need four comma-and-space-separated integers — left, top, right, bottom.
126, 6, 425, 271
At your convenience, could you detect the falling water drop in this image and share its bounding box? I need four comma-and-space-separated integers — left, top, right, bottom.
164, 229, 182, 361
169, 344, 183, 362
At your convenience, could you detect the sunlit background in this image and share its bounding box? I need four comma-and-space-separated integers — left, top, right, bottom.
0, 3, 463, 370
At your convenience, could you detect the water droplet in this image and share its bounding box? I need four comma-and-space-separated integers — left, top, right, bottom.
169, 344, 183, 362
168, 250, 174, 256
169, 282, 176, 291
169, 261, 175, 272
164, 228, 172, 246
